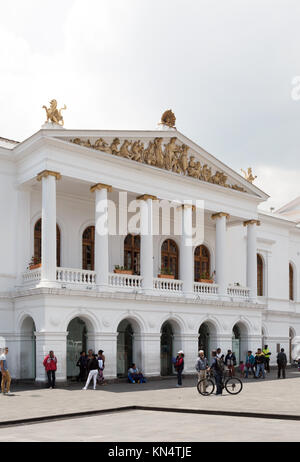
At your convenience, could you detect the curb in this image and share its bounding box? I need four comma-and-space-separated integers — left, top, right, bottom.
1, 404, 300, 428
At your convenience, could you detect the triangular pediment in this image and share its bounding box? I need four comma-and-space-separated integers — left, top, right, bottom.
50, 129, 268, 200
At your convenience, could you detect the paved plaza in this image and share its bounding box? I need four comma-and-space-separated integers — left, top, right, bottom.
1, 368, 300, 441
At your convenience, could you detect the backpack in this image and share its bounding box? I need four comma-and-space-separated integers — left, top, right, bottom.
216, 357, 225, 373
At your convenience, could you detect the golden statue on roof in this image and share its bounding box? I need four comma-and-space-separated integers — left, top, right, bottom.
160, 109, 176, 128
42, 99, 67, 126
241, 167, 257, 183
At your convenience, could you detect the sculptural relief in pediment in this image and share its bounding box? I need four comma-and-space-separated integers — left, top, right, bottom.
70, 136, 247, 193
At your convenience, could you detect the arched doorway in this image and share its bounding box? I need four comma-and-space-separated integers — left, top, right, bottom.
232, 322, 248, 365
117, 319, 142, 377
67, 317, 88, 378
160, 320, 182, 376
161, 239, 179, 279
34, 218, 61, 266
124, 234, 140, 274
194, 245, 210, 281
82, 226, 95, 270
161, 322, 173, 376
20, 317, 36, 379
198, 321, 217, 358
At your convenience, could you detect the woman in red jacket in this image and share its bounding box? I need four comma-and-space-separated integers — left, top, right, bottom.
43, 350, 57, 389
175, 351, 184, 387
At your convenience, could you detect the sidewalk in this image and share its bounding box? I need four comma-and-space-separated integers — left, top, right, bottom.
1, 369, 300, 424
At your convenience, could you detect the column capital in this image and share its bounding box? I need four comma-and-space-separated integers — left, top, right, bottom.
211, 212, 230, 220
90, 183, 112, 193
137, 194, 158, 201
243, 219, 261, 227
37, 170, 61, 181
177, 204, 196, 211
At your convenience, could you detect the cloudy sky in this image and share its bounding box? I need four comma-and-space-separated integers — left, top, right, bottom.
1, 0, 299, 211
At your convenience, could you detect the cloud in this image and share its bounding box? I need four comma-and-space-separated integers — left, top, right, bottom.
0, 0, 299, 209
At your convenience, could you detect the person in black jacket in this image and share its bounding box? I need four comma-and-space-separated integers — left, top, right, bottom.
277, 348, 287, 379
76, 351, 87, 382
82, 354, 99, 390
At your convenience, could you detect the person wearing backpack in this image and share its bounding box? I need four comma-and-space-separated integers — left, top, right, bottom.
210, 350, 224, 395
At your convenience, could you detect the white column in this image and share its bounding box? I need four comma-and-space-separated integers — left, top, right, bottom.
35, 332, 67, 383
181, 333, 199, 374
244, 219, 260, 300
141, 333, 161, 376
212, 212, 229, 297
138, 194, 156, 293
87, 332, 118, 379
37, 170, 61, 282
180, 204, 194, 295
16, 186, 31, 284
91, 183, 112, 289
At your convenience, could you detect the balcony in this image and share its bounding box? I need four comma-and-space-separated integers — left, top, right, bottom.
21, 267, 251, 301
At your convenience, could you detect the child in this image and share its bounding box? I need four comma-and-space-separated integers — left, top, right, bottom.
239, 360, 245, 378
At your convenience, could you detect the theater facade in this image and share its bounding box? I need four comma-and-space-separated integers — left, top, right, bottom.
1, 107, 300, 382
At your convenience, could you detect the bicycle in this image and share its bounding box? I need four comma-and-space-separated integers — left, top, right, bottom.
197, 369, 243, 396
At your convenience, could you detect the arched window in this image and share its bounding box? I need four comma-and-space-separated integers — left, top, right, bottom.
161, 239, 179, 279
257, 254, 263, 296
289, 263, 294, 301
82, 226, 95, 270
124, 234, 140, 274
194, 245, 210, 281
34, 219, 61, 267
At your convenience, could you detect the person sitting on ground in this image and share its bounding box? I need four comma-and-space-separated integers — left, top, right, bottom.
128, 363, 146, 383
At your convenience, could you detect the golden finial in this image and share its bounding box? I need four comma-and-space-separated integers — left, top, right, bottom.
160, 109, 176, 128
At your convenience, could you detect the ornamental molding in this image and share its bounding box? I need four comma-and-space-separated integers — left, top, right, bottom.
69, 136, 247, 193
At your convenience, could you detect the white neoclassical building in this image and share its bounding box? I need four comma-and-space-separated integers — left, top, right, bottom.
1, 109, 300, 382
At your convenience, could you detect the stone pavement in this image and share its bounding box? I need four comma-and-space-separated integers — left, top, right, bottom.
1, 368, 300, 423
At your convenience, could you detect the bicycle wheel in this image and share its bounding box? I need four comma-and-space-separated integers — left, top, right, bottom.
197, 378, 215, 396
225, 377, 243, 395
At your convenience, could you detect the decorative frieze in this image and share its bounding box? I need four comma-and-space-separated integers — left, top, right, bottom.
70, 136, 247, 193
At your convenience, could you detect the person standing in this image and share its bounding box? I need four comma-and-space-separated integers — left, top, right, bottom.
195, 350, 209, 393
210, 350, 224, 395
245, 350, 256, 378
43, 350, 57, 389
225, 350, 236, 377
0, 347, 12, 395
82, 354, 99, 390
97, 350, 105, 384
277, 348, 287, 379
262, 345, 271, 373
175, 351, 184, 387
76, 351, 87, 382
255, 348, 266, 379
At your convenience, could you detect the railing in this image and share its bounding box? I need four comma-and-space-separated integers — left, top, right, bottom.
108, 272, 142, 289
227, 285, 250, 299
153, 277, 183, 293
194, 282, 219, 296
56, 268, 96, 285
22, 268, 42, 285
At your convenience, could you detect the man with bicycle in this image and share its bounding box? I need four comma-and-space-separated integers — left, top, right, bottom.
195, 350, 209, 393
210, 350, 224, 395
